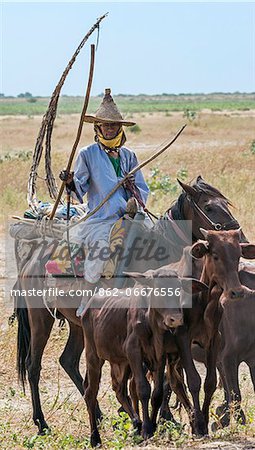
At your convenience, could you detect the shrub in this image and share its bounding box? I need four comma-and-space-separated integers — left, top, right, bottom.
183, 108, 197, 121
129, 124, 141, 134
146, 167, 188, 196
251, 140, 255, 155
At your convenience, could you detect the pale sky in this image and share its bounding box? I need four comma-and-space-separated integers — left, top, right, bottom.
1, 2, 255, 96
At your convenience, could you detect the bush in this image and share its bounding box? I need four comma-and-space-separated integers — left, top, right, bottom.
146, 167, 188, 196
183, 108, 197, 122
251, 140, 255, 155
129, 124, 141, 134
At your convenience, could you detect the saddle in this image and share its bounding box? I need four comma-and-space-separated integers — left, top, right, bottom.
45, 216, 128, 280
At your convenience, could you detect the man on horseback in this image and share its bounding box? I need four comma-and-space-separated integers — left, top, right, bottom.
60, 88, 149, 316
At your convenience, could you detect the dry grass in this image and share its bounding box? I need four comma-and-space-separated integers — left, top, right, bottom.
1, 110, 255, 448
1, 110, 255, 239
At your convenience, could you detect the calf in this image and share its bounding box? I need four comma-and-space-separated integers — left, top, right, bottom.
82, 268, 206, 447
190, 229, 255, 425
161, 230, 255, 429
214, 288, 255, 428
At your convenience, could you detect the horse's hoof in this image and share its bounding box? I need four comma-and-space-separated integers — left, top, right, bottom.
35, 419, 50, 436
132, 419, 142, 434
142, 423, 154, 440
117, 406, 126, 416
193, 420, 208, 437
90, 430, 101, 447
37, 426, 51, 436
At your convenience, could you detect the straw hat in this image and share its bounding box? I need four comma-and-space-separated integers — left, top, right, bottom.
84, 88, 136, 127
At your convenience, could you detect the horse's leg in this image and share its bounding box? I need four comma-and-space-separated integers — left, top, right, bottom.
83, 348, 104, 447
59, 321, 84, 395
26, 308, 54, 434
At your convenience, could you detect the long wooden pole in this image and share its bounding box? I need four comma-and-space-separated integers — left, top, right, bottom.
49, 44, 95, 220
68, 123, 187, 230
28, 13, 108, 210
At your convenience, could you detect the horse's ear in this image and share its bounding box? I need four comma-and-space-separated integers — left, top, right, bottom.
196, 175, 204, 183
177, 179, 197, 197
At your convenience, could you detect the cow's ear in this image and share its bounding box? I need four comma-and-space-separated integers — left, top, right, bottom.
190, 240, 208, 259
177, 179, 197, 197
181, 278, 208, 294
240, 243, 255, 260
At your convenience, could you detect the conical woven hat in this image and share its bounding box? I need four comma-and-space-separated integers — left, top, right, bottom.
84, 88, 136, 127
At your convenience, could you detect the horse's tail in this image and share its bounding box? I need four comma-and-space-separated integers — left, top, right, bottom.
15, 282, 31, 390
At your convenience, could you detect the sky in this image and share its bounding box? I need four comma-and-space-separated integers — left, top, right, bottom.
1, 2, 255, 96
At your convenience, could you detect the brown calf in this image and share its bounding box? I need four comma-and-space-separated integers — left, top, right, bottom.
160, 231, 255, 429
190, 229, 255, 425
82, 268, 206, 447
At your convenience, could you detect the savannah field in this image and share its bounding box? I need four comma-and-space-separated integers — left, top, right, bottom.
0, 94, 255, 449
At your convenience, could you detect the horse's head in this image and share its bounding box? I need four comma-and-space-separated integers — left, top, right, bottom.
178, 175, 248, 242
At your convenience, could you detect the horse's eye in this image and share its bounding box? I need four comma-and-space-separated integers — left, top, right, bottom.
212, 253, 219, 261
204, 205, 212, 213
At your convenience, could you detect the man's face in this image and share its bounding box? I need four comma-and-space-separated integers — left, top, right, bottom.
99, 123, 121, 140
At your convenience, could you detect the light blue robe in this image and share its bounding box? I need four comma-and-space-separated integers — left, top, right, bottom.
69, 143, 150, 249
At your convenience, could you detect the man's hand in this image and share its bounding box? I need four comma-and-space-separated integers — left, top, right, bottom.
123, 173, 135, 189
59, 170, 74, 185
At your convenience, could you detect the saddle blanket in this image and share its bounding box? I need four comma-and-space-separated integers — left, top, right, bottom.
45, 217, 126, 279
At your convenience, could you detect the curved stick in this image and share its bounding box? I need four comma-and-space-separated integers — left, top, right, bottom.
27, 13, 108, 210
49, 44, 95, 220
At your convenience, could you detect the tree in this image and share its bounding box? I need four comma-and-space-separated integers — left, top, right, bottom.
17, 92, 33, 98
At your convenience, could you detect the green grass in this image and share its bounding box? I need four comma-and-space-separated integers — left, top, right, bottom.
1, 93, 254, 116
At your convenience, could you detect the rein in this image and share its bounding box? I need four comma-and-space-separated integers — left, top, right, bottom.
124, 178, 158, 222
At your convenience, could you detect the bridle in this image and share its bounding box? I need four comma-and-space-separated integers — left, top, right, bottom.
160, 192, 240, 248
188, 196, 240, 231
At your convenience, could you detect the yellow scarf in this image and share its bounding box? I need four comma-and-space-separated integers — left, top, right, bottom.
96, 128, 124, 149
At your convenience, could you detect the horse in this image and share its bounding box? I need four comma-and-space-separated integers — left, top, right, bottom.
15, 175, 245, 434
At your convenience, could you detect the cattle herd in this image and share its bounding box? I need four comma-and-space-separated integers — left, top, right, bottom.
14, 177, 255, 447
83, 228, 255, 446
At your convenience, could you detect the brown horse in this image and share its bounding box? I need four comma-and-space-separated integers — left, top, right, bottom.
15, 176, 245, 434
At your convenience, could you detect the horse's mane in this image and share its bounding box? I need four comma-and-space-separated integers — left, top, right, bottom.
191, 175, 233, 206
